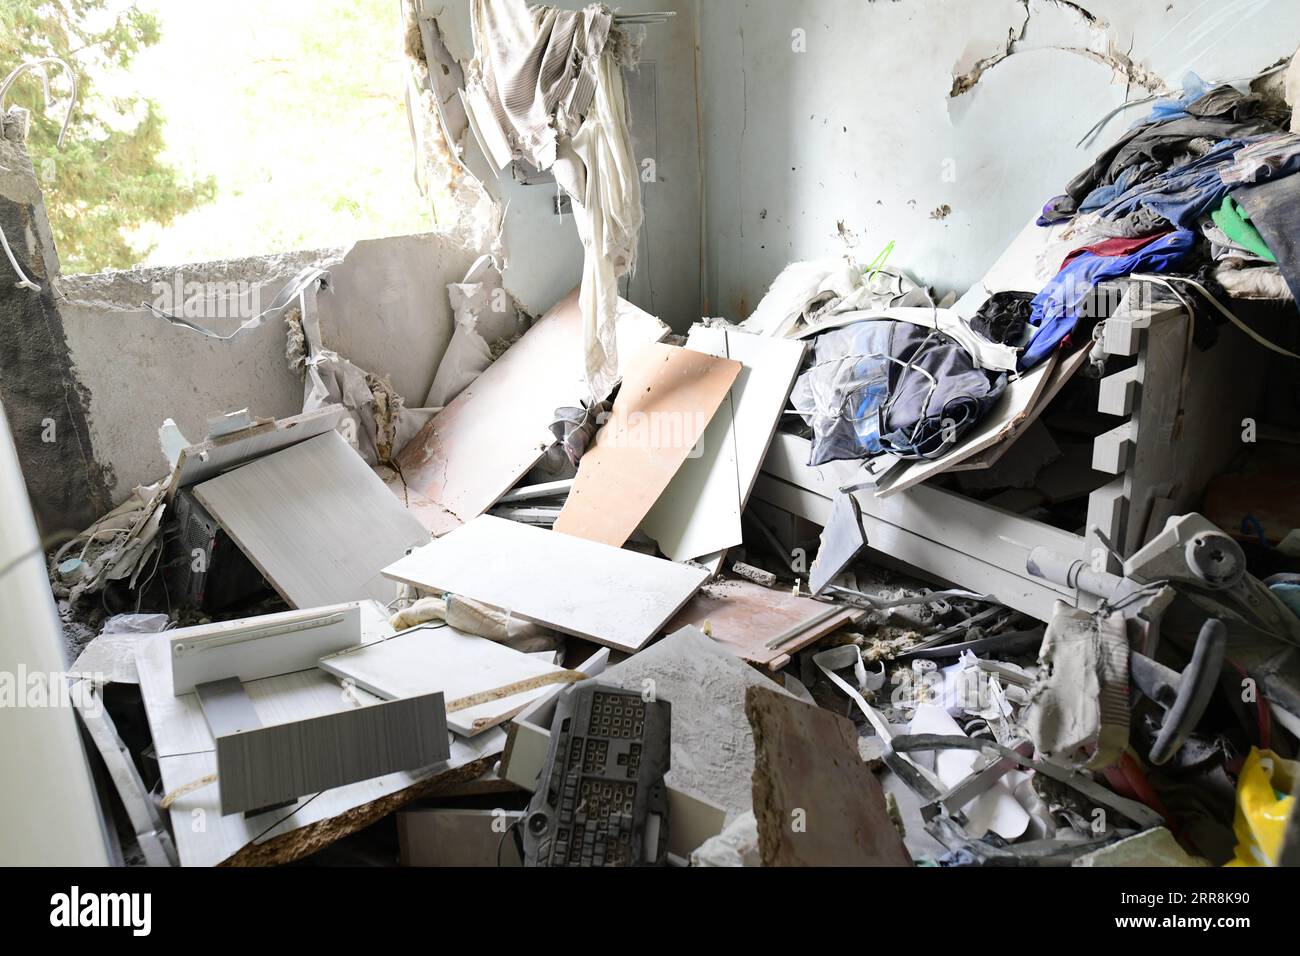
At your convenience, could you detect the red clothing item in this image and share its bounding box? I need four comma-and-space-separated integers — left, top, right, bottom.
1060, 230, 1174, 270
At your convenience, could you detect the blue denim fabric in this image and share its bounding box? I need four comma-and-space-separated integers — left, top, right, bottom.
1021, 229, 1196, 370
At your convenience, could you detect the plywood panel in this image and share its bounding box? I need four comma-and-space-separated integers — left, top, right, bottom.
394, 290, 668, 521
665, 578, 859, 669
382, 515, 708, 653
641, 328, 805, 561
554, 343, 740, 548
194, 430, 431, 608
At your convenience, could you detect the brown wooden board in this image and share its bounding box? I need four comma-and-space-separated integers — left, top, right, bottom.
746, 686, 911, 867
393, 290, 667, 522
554, 343, 741, 548
665, 578, 859, 670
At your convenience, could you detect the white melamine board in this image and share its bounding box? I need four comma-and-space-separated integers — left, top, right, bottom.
641, 328, 806, 562
170, 603, 362, 695
158, 729, 505, 868
319, 624, 570, 736
134, 599, 507, 866
168, 404, 346, 499
382, 515, 709, 652
194, 430, 431, 608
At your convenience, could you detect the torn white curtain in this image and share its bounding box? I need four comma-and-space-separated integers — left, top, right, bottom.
469, 0, 642, 397
469, 0, 610, 171
566, 49, 643, 400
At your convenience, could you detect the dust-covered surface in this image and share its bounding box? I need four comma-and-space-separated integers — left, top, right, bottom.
596, 626, 790, 823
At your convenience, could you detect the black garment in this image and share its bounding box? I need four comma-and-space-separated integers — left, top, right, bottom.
1063, 87, 1279, 204
877, 336, 1007, 461
970, 291, 1035, 345
1233, 174, 1300, 309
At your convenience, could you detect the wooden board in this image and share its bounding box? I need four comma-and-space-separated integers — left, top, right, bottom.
554, 343, 741, 548
746, 686, 911, 867
394, 290, 668, 522
382, 515, 709, 653
664, 578, 859, 670
166, 404, 345, 503
214, 690, 449, 815
194, 430, 431, 609
641, 328, 806, 562
319, 624, 571, 737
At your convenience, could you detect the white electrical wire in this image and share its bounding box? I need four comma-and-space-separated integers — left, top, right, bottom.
1129, 272, 1300, 360
0, 57, 79, 293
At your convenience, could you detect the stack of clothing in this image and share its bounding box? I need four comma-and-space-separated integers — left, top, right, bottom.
1018, 77, 1299, 371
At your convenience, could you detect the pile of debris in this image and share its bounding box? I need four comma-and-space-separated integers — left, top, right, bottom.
43, 7, 1300, 870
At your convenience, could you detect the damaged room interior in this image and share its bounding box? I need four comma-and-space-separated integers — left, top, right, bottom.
6, 0, 1300, 880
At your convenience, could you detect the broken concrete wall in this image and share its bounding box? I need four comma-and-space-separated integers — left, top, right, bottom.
0, 121, 111, 533
697, 0, 1300, 317
56, 233, 479, 507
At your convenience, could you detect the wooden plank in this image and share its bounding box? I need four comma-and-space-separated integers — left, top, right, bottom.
1098, 364, 1141, 417
214, 691, 449, 815
196, 678, 263, 738
194, 430, 431, 609
166, 404, 345, 504
553, 343, 740, 548
394, 290, 669, 522
747, 686, 911, 866
319, 624, 572, 737
1092, 421, 1136, 474
641, 328, 806, 562
377, 466, 463, 537
664, 578, 860, 669
169, 604, 362, 695
382, 515, 709, 653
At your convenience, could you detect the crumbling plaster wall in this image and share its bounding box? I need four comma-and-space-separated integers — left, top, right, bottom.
58, 232, 479, 504
697, 0, 1300, 318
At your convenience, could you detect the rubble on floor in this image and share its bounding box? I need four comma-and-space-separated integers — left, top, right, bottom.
27, 13, 1300, 871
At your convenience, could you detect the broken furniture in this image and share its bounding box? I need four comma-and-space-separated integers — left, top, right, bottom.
393, 290, 669, 531
135, 599, 503, 866
756, 234, 1273, 623
639, 327, 807, 562
318, 622, 580, 737
664, 577, 862, 671
553, 341, 741, 548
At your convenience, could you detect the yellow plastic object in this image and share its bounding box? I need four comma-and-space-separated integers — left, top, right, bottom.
1227, 747, 1297, 866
